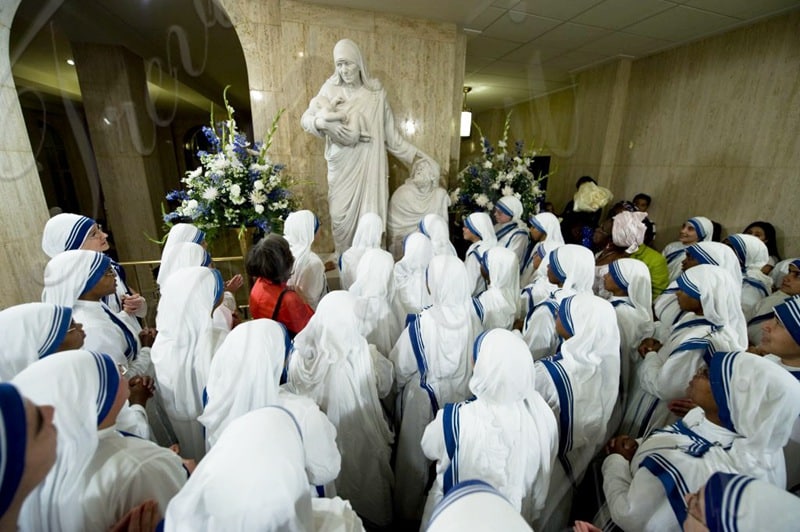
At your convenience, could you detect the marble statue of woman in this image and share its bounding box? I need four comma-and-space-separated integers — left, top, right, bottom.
301, 38, 428, 256
387, 157, 450, 259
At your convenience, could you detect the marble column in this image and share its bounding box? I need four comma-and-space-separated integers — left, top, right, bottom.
71, 43, 162, 261
0, 0, 52, 307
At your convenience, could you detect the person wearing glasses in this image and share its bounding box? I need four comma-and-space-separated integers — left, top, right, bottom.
42, 213, 147, 326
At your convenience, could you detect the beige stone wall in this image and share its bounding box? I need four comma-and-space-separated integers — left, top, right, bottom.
470, 11, 800, 256
219, 0, 464, 252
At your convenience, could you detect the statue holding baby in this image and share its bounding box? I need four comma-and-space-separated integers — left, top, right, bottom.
301, 38, 432, 255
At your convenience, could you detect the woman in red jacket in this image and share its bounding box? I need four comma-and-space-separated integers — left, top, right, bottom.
247, 234, 314, 337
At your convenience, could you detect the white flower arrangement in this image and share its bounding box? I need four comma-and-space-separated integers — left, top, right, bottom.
451, 112, 549, 219
164, 87, 296, 241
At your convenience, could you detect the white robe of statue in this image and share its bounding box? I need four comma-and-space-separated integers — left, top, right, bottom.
301, 38, 426, 255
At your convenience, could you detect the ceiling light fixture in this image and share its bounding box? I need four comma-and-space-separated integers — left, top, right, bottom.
66, 59, 75, 66
460, 86, 472, 138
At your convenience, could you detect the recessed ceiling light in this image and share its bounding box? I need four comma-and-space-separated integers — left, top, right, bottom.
66, 59, 75, 66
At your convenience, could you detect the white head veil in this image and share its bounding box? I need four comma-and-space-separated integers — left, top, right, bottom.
676, 265, 748, 349
394, 232, 433, 314
41, 213, 96, 257
349, 248, 399, 355
0, 303, 72, 380
198, 319, 291, 448
685, 242, 743, 287
478, 247, 520, 328
12, 350, 120, 531
331, 38, 380, 91
456, 329, 557, 518
687, 216, 714, 243
339, 213, 383, 289
166, 407, 314, 531
701, 472, 800, 531
42, 250, 111, 306
608, 258, 653, 322
157, 223, 206, 285
427, 480, 533, 532
548, 244, 595, 292
419, 214, 457, 257
284, 210, 318, 279
528, 212, 564, 245
156, 242, 210, 286
709, 350, 800, 483
726, 233, 774, 294
464, 212, 497, 250
554, 293, 620, 448
289, 291, 392, 445
151, 267, 225, 421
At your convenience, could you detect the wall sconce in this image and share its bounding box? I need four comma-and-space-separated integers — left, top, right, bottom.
401, 117, 417, 136
460, 86, 472, 138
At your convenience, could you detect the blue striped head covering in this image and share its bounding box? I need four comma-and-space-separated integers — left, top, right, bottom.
0, 383, 27, 517
608, 260, 630, 291
41, 213, 96, 258
774, 297, 800, 346
687, 217, 712, 241
709, 351, 738, 433
211, 269, 225, 306
557, 295, 576, 337
495, 200, 513, 218
528, 215, 546, 234
83, 253, 113, 295
313, 215, 320, 235
549, 247, 568, 284
676, 269, 703, 301
703, 472, 753, 532
726, 234, 748, 270
686, 244, 719, 266
464, 215, 484, 240
92, 352, 120, 424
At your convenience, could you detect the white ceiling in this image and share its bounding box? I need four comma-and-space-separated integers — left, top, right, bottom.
307, 0, 800, 110
9, 0, 800, 114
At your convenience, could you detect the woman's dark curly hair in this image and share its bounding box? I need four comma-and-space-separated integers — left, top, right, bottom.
246, 233, 294, 283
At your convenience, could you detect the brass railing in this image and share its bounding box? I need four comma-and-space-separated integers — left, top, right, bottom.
116, 256, 250, 325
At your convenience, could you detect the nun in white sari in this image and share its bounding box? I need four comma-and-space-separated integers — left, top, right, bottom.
420, 329, 558, 528
604, 259, 655, 422
393, 232, 433, 318
156, 223, 206, 286
662, 216, 714, 283
151, 266, 227, 461
521, 244, 595, 360
390, 255, 479, 521
338, 212, 383, 290
493, 195, 530, 266
519, 240, 562, 320
349, 248, 402, 356
533, 293, 620, 532
42, 213, 146, 322
726, 233, 774, 320
0, 302, 73, 380
624, 265, 747, 438
165, 407, 364, 532
284, 210, 328, 309
600, 351, 800, 531
653, 241, 741, 341
42, 250, 149, 376
749, 259, 800, 345
474, 246, 519, 330
462, 212, 497, 295
12, 350, 117, 531
286, 291, 394, 527
419, 214, 457, 257
198, 319, 341, 490
521, 211, 565, 287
